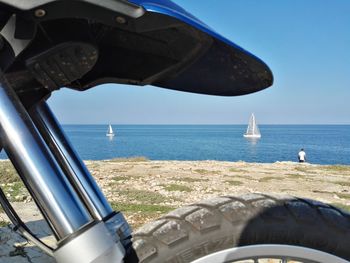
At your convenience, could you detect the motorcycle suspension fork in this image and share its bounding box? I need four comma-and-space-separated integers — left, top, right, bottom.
30, 100, 132, 245
0, 79, 128, 262
29, 101, 113, 221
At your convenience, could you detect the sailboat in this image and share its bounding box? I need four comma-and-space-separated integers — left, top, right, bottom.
106, 124, 115, 137
243, 113, 261, 138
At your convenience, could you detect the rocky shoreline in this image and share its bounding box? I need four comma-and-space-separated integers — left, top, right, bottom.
1, 159, 350, 262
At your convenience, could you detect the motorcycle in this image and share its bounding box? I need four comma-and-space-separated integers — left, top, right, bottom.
0, 0, 348, 262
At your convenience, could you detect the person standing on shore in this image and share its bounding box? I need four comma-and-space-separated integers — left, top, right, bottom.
298, 148, 306, 163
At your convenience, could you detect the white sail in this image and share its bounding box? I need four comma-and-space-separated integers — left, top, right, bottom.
106, 124, 115, 137
244, 113, 261, 138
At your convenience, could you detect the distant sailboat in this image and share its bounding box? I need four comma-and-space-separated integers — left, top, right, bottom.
243, 113, 261, 138
106, 124, 115, 137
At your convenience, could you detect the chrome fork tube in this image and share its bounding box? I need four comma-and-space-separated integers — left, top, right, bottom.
0, 82, 92, 239
30, 101, 113, 220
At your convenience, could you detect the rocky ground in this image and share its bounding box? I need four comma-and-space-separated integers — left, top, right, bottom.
1, 159, 350, 262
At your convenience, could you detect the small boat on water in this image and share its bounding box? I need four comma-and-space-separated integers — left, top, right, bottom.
106, 124, 115, 137
243, 113, 261, 138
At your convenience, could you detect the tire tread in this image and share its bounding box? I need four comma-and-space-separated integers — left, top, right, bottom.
126, 194, 350, 262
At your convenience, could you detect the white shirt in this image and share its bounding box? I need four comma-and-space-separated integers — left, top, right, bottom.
298, 151, 306, 161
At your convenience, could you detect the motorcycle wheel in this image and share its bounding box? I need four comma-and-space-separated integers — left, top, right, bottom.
124, 194, 350, 263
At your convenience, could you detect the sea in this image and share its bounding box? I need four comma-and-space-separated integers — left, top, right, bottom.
1, 125, 349, 165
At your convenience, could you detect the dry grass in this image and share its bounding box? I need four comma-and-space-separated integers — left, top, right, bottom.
225, 180, 243, 186
259, 176, 282, 182
110, 175, 132, 182
114, 189, 167, 204
0, 161, 20, 184
163, 184, 192, 192
287, 173, 306, 179
332, 181, 350, 187
228, 168, 247, 173
322, 165, 350, 173
193, 169, 221, 175
111, 202, 173, 214
336, 193, 350, 200
294, 166, 317, 174
175, 177, 209, 183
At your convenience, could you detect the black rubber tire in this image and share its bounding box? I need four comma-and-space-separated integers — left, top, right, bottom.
124, 193, 350, 262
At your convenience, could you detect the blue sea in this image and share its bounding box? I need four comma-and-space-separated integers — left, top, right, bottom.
1, 125, 350, 165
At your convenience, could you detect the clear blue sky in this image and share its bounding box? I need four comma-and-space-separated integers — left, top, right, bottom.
48, 0, 350, 124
